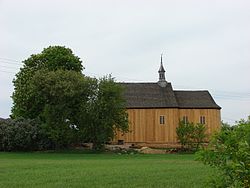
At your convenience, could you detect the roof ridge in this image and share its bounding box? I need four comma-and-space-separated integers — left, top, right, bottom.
174, 90, 209, 92
119, 82, 172, 84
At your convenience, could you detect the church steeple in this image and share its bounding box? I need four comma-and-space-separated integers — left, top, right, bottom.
158, 54, 167, 87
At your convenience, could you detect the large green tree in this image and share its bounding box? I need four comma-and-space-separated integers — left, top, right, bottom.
12, 46, 83, 118
11, 46, 128, 149
30, 72, 128, 149
80, 75, 129, 150
30, 69, 95, 147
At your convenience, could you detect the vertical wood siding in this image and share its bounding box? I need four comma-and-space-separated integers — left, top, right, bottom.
116, 108, 221, 144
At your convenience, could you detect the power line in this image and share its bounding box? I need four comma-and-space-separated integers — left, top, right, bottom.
1, 67, 249, 101
214, 97, 250, 102
0, 65, 20, 70
0, 60, 23, 66
214, 95, 249, 98
213, 90, 250, 95
0, 70, 16, 74
174, 84, 250, 97
174, 87, 250, 100
0, 57, 21, 63
1, 57, 250, 101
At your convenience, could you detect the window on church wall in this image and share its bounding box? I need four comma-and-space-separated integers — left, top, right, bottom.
200, 116, 206, 124
160, 115, 165, 125
183, 116, 188, 124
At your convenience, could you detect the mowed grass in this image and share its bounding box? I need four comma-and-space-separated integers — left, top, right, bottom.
0, 152, 216, 188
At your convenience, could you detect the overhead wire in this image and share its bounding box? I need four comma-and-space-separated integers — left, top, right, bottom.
1, 65, 20, 70
0, 70, 17, 74
0, 58, 22, 75
0, 61, 22, 67
0, 57, 21, 63
1, 57, 250, 101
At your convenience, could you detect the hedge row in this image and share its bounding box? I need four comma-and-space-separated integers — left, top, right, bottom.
0, 118, 54, 151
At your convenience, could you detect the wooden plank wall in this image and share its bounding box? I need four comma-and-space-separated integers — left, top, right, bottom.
178, 109, 221, 136
116, 108, 221, 144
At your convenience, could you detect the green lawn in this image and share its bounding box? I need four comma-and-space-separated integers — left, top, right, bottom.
0, 152, 216, 188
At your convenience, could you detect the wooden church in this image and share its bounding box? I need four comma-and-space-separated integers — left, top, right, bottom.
116, 56, 221, 145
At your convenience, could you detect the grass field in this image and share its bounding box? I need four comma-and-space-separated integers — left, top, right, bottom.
0, 152, 216, 188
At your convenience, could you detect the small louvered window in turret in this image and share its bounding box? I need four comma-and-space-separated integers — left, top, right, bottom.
160, 115, 165, 125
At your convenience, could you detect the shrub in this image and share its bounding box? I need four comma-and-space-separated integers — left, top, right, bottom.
197, 116, 250, 187
0, 118, 54, 151
176, 121, 206, 151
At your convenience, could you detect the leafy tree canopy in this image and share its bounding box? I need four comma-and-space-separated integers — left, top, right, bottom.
30, 69, 95, 148
22, 46, 83, 72
12, 46, 83, 118
81, 75, 129, 150
198, 116, 250, 187
30, 71, 128, 149
11, 46, 128, 149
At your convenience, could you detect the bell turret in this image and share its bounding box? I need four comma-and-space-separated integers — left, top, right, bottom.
158, 54, 167, 87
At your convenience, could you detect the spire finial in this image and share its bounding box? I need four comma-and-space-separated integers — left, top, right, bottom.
158, 54, 165, 73
158, 53, 167, 87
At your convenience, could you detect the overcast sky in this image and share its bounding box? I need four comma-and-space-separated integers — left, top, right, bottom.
0, 0, 250, 124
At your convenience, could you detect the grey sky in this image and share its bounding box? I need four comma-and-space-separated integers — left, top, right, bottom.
0, 0, 250, 124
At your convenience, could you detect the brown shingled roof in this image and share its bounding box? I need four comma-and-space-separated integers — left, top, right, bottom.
120, 82, 221, 109
174, 90, 221, 109
120, 83, 178, 108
